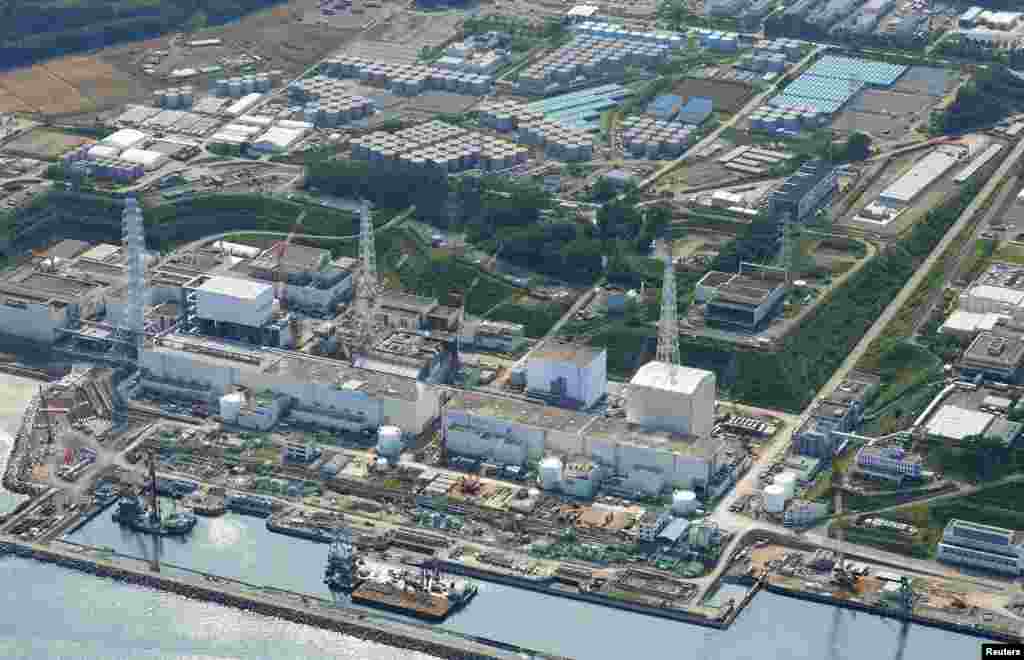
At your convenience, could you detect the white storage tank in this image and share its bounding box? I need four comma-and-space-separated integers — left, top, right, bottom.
540, 456, 563, 490
774, 472, 797, 498
672, 489, 698, 515
763, 484, 786, 513
219, 392, 245, 423
377, 425, 403, 459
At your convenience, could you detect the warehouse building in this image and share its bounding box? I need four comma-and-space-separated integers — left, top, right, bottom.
937, 519, 1024, 575
877, 148, 961, 207
101, 128, 148, 151
767, 159, 837, 221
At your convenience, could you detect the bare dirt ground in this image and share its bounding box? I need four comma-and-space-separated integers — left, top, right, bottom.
0, 0, 404, 120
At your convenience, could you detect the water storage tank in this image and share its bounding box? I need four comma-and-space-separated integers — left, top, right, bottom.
763, 484, 786, 513
540, 456, 563, 490
377, 426, 403, 459
774, 472, 797, 498
219, 392, 245, 423
672, 490, 698, 515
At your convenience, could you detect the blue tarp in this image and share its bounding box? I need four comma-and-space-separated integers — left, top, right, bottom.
677, 96, 713, 125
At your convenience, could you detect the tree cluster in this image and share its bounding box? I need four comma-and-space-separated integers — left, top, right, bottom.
930, 65, 1024, 135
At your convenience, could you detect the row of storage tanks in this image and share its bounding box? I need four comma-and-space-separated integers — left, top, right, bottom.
749, 105, 824, 132
762, 471, 797, 514
693, 28, 740, 52
152, 86, 195, 108
350, 124, 529, 173
300, 97, 374, 127
518, 35, 670, 90
753, 38, 805, 60
737, 51, 787, 73
620, 115, 696, 159
570, 21, 687, 50
320, 57, 493, 96
213, 72, 282, 98
478, 100, 595, 162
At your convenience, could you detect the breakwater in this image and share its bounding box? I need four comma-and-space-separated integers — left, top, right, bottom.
0, 538, 566, 660
762, 581, 1021, 643
431, 559, 725, 628
1, 386, 45, 497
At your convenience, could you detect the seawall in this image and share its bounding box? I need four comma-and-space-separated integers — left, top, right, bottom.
0, 538, 567, 660
431, 559, 726, 629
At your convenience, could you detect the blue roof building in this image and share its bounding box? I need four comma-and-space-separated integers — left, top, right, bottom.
677, 97, 714, 125
647, 94, 683, 121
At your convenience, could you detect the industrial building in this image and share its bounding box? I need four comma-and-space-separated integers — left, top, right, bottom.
767, 159, 838, 222
237, 244, 355, 315
526, 342, 607, 408
627, 361, 715, 439
854, 445, 923, 484
794, 372, 879, 458
937, 519, 1024, 575
877, 147, 961, 208
699, 266, 789, 331
958, 329, 1024, 383
444, 355, 722, 495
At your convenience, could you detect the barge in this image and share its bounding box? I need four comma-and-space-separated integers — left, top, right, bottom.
349, 570, 477, 622
267, 515, 336, 543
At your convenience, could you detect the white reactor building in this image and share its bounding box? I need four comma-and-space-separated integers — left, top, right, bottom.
626, 361, 716, 439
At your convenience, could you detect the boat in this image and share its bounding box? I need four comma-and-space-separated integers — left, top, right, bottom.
224, 493, 275, 517
267, 515, 336, 543
112, 450, 197, 536
112, 494, 197, 536
185, 493, 225, 517
149, 477, 198, 498
349, 564, 478, 621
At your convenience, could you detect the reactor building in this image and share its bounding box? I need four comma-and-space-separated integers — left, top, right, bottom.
443, 351, 724, 497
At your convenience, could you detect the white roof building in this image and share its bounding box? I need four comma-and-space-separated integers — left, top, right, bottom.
86, 145, 121, 159
252, 126, 307, 152
567, 4, 599, 19
101, 128, 148, 150
925, 405, 994, 441
118, 148, 166, 170
628, 361, 716, 439
225, 93, 263, 117
877, 149, 959, 207
940, 310, 1001, 338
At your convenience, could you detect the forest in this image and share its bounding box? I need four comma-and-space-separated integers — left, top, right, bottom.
930, 65, 1024, 135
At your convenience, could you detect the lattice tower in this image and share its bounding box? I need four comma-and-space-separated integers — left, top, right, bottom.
656, 241, 680, 367
120, 196, 147, 357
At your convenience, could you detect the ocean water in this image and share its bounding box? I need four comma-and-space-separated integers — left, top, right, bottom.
0, 373, 991, 659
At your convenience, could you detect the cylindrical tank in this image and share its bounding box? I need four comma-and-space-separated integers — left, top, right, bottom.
219, 392, 244, 423
764, 484, 786, 513
540, 457, 563, 490
774, 472, 797, 498
672, 490, 698, 515
164, 90, 180, 109
228, 80, 242, 98
216, 79, 230, 96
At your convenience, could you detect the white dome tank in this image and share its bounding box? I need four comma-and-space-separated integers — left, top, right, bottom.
376, 426, 403, 459
539, 456, 563, 491
672, 490, 698, 515
763, 484, 787, 513
774, 472, 797, 498
219, 392, 244, 422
